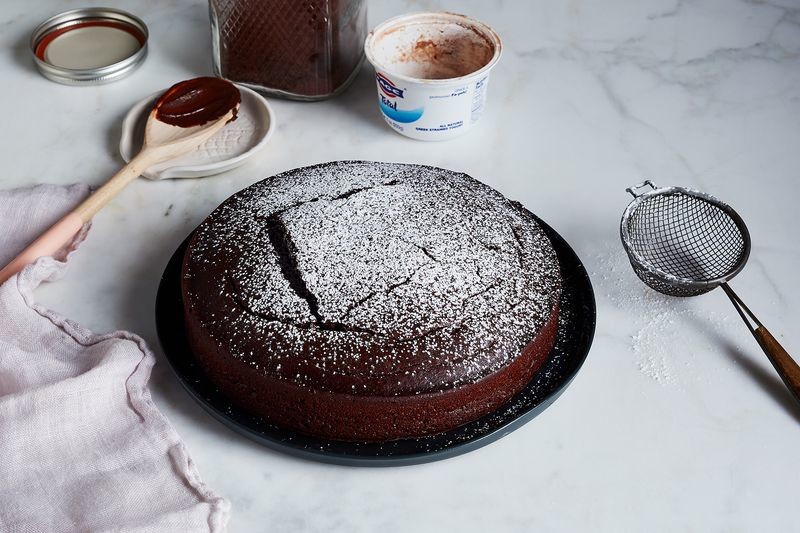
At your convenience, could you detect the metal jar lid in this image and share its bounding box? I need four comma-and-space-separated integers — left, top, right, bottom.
30, 7, 148, 85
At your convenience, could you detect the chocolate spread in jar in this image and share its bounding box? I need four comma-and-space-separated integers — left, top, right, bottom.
210, 0, 367, 100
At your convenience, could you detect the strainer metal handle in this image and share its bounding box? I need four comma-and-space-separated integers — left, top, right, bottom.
625, 180, 656, 198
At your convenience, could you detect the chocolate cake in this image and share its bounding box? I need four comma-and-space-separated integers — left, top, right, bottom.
181, 161, 561, 441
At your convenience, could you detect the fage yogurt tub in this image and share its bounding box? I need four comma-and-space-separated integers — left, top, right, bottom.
365, 12, 502, 141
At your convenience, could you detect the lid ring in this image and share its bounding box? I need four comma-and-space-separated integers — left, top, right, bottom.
30, 7, 149, 85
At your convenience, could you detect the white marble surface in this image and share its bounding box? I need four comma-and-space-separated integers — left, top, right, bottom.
2, 0, 800, 531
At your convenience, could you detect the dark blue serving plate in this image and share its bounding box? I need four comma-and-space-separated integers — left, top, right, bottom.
156, 216, 595, 466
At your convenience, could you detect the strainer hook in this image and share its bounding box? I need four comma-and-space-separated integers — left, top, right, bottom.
625, 180, 657, 198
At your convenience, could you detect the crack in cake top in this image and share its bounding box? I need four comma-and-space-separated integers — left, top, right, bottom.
183, 161, 561, 395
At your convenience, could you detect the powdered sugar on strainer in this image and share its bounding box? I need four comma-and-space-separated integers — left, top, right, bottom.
620, 180, 750, 297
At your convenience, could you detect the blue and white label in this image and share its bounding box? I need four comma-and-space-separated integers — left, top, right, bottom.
376, 73, 424, 124
379, 95, 424, 123
372, 69, 492, 140
377, 73, 405, 99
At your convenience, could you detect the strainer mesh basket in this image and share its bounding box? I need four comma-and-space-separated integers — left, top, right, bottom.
621, 186, 749, 297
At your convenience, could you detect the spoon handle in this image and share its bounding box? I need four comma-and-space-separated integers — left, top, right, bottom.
721, 283, 800, 406
73, 151, 155, 222
0, 151, 154, 285
0, 212, 84, 284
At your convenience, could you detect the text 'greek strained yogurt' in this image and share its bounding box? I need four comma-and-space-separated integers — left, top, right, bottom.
365, 12, 502, 141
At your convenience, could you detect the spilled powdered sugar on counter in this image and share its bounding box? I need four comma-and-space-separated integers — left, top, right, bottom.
592, 241, 748, 387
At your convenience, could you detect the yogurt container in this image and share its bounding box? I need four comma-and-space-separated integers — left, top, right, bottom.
364, 12, 502, 141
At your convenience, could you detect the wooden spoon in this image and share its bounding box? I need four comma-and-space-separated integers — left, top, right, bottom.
0, 77, 240, 284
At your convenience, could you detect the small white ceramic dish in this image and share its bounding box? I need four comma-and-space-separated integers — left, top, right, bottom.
119, 83, 275, 179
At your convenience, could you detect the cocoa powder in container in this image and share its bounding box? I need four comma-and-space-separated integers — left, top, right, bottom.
209, 0, 367, 101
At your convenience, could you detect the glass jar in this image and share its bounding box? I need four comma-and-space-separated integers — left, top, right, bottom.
209, 0, 367, 100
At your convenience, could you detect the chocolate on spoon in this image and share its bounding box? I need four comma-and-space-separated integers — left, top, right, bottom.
0, 77, 241, 284
154, 76, 240, 127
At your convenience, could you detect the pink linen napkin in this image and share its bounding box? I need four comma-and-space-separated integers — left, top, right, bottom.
0, 185, 230, 532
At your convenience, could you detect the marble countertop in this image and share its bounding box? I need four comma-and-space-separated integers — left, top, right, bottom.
2, 0, 799, 531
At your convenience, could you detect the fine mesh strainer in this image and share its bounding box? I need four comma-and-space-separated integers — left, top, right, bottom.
621, 181, 800, 405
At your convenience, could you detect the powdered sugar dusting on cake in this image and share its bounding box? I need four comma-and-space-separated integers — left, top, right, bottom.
183, 161, 561, 395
